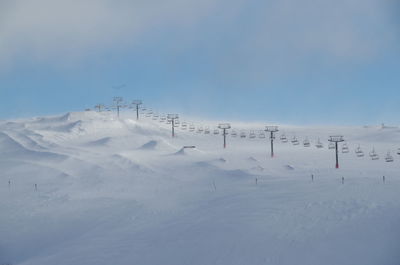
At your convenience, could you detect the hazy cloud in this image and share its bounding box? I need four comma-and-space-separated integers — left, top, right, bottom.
0, 0, 398, 70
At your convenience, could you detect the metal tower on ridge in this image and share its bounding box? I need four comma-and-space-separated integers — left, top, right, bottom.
265, 126, 279, 158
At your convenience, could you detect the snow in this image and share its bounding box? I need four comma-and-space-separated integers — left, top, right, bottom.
1, 111, 400, 265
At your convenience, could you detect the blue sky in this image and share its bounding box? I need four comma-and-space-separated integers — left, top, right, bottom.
0, 0, 399, 124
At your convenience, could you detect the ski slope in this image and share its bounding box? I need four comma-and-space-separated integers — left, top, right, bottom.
1, 111, 400, 265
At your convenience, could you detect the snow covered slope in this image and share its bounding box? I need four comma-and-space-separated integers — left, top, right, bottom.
1, 111, 399, 265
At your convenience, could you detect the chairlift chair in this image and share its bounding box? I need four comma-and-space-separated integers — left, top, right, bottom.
213, 128, 220, 135
315, 138, 324, 148
258, 131, 266, 139
385, 151, 394, 162
369, 148, 379, 160
231, 130, 237, 137
328, 142, 335, 149
240, 131, 246, 138
249, 131, 256, 139
303, 138, 310, 147
291, 136, 299, 145
355, 145, 364, 157
397, 148, 400, 155
342, 143, 349, 153
204, 126, 210, 134
197, 126, 204, 133
189, 125, 195, 132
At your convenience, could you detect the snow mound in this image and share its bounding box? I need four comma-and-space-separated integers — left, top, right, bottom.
139, 140, 158, 150
86, 137, 112, 146
0, 132, 67, 161
247, 156, 258, 162
250, 165, 264, 172
173, 148, 186, 155
284, 164, 295, 170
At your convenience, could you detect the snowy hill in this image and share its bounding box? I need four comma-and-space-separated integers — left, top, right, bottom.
1, 111, 400, 265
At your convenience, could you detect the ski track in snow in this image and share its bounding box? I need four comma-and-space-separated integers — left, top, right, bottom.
1, 111, 400, 265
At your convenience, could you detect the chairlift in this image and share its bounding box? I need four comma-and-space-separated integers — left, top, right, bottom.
397, 148, 400, 155
204, 126, 210, 134
369, 148, 379, 160
213, 128, 220, 135
258, 131, 266, 139
189, 125, 195, 132
385, 151, 394, 162
355, 145, 364, 157
145, 110, 153, 117
197, 126, 204, 133
315, 138, 324, 148
291, 136, 299, 145
280, 134, 288, 142
231, 130, 237, 137
249, 130, 256, 139
342, 143, 349, 153
303, 138, 310, 147
328, 142, 335, 149
240, 131, 246, 138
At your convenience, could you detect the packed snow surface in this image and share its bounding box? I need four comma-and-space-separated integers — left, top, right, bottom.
1, 111, 400, 265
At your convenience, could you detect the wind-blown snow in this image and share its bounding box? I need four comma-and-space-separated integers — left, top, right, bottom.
1, 111, 399, 265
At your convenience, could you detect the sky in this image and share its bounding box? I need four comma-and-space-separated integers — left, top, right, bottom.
0, 0, 399, 125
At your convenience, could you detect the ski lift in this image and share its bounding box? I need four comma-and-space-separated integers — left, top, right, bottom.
146, 110, 153, 117
315, 138, 324, 148
303, 138, 310, 147
174, 121, 180, 127
291, 136, 299, 145
280, 134, 288, 142
213, 128, 220, 135
355, 145, 364, 157
231, 130, 237, 137
385, 151, 394, 162
369, 148, 379, 160
152, 113, 159, 120
328, 142, 335, 149
397, 148, 400, 155
197, 126, 204, 133
341, 143, 349, 153
258, 131, 266, 139
240, 131, 246, 138
204, 126, 210, 134
181, 122, 187, 130
249, 130, 256, 139
189, 124, 195, 132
